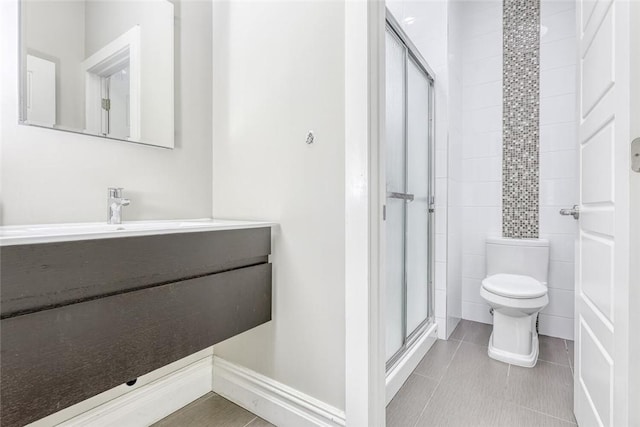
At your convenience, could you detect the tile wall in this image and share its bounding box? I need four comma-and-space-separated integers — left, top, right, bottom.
457, 0, 577, 339
538, 0, 578, 339
502, 0, 541, 238
459, 0, 504, 325
447, 0, 464, 338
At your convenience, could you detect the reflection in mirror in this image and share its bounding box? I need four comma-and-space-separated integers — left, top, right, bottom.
20, 0, 174, 148
105, 65, 131, 140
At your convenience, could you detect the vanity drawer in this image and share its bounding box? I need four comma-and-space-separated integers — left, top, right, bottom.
0, 227, 271, 317
0, 263, 272, 427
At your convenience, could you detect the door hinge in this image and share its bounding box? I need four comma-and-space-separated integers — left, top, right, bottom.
428, 196, 435, 213
383, 204, 386, 221
101, 98, 111, 111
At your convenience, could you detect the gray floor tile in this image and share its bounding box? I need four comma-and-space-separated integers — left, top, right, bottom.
413, 339, 461, 381
448, 319, 469, 340
416, 384, 504, 427
389, 320, 576, 426
152, 393, 257, 427
539, 335, 570, 366
498, 402, 577, 427
504, 360, 575, 423
246, 417, 276, 427
441, 341, 509, 399
386, 373, 439, 427
461, 321, 493, 346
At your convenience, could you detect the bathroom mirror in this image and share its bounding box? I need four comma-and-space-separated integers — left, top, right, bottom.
19, 0, 175, 148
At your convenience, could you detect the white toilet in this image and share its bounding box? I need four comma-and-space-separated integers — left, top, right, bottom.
480, 237, 549, 367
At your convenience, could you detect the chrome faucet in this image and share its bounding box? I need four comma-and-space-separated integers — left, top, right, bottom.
107, 187, 130, 224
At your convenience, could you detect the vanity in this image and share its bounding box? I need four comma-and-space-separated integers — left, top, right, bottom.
1, 0, 276, 425
0, 220, 274, 427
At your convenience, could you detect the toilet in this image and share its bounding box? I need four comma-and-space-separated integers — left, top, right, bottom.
480, 237, 549, 367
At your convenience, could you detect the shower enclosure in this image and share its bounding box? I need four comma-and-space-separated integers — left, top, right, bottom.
384, 14, 435, 370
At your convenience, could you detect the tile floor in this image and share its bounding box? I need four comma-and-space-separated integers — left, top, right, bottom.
153, 393, 274, 427
154, 320, 575, 427
386, 320, 577, 427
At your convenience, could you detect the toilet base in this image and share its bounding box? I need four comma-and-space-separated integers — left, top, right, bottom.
487, 331, 539, 367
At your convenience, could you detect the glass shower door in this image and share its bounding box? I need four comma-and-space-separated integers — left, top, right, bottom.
385, 29, 406, 362
405, 57, 432, 338
385, 24, 434, 368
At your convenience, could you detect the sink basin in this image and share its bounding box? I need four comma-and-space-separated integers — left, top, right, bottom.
24, 221, 200, 233
0, 219, 276, 246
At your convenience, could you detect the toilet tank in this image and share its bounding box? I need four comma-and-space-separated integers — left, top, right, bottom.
486, 237, 549, 283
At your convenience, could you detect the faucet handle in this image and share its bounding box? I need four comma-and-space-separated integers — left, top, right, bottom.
108, 187, 124, 198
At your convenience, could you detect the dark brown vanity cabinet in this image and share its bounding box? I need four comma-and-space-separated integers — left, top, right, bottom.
0, 227, 272, 427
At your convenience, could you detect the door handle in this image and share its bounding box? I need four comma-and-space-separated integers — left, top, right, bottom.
387, 192, 415, 201
559, 205, 580, 220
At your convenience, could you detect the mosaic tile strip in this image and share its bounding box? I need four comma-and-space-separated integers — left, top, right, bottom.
502, 0, 540, 238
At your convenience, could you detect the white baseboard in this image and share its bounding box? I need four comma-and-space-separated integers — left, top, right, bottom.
212, 356, 346, 427
56, 357, 212, 427
28, 352, 346, 427
385, 321, 438, 405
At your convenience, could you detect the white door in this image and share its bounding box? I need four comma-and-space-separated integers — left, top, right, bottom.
105, 65, 131, 140
575, 0, 635, 425
25, 54, 55, 127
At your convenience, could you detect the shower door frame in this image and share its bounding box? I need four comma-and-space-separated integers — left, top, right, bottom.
384, 11, 436, 373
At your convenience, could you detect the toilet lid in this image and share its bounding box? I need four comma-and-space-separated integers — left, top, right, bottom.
482, 274, 547, 298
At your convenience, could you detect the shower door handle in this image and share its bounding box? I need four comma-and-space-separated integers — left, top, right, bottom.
387, 192, 415, 202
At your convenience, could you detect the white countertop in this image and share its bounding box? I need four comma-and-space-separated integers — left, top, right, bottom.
0, 218, 277, 246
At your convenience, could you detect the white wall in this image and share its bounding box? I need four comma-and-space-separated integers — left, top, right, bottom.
386, 0, 454, 339
447, 0, 464, 337
24, 0, 86, 129
456, 0, 578, 339
0, 0, 212, 225
538, 0, 578, 339
459, 0, 504, 325
209, 0, 346, 410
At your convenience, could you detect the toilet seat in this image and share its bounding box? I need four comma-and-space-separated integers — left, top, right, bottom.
480, 286, 548, 311
482, 274, 547, 299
